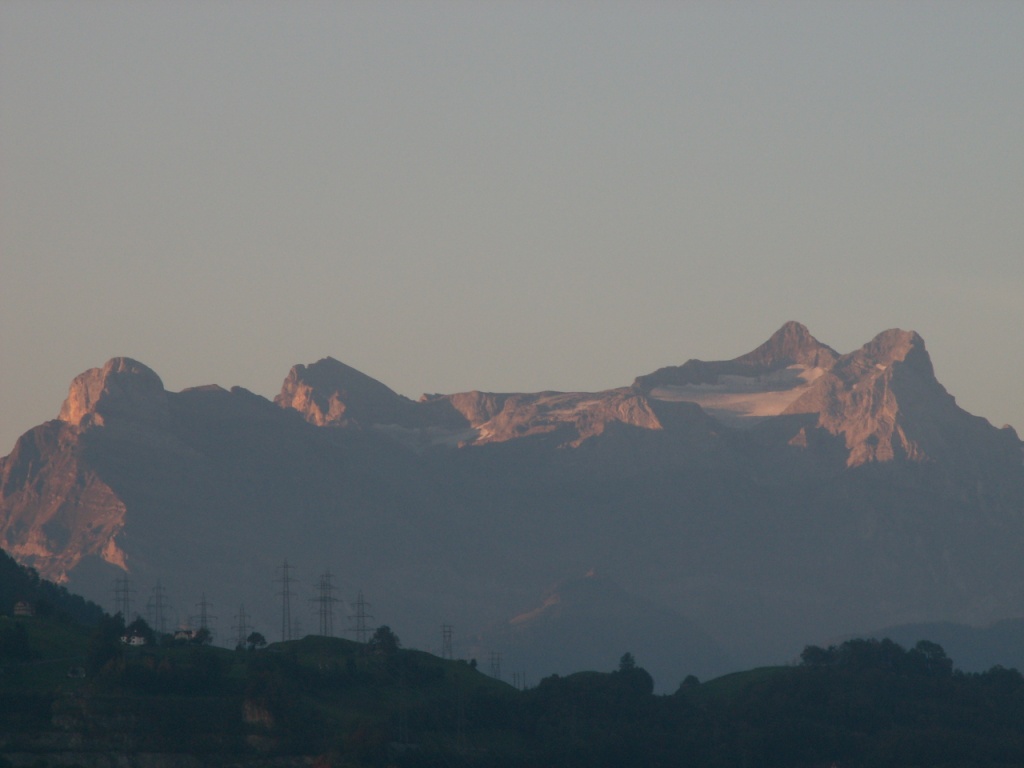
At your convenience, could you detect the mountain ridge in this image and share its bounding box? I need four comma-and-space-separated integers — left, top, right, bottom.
1, 322, 1022, 684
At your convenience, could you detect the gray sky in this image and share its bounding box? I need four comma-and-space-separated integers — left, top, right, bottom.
2, 2, 1022, 455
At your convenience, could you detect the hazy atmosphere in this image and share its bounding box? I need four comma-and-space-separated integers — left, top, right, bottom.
2, 1, 1022, 455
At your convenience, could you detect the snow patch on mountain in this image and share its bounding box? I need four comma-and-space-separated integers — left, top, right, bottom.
650, 365, 826, 428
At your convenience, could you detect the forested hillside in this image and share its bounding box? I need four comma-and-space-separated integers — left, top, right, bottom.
4, 600, 1024, 768
0, 548, 104, 627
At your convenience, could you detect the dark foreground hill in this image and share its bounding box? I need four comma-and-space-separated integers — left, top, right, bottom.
4, 602, 1024, 768
0, 548, 103, 628
2, 322, 1023, 686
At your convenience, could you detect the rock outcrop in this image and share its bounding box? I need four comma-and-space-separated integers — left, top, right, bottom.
463, 388, 664, 447
58, 358, 169, 429
0, 357, 179, 581
274, 357, 415, 428
784, 329, 1021, 468
0, 422, 127, 581
276, 362, 675, 449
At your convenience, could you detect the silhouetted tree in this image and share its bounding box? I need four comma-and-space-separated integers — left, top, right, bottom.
368, 625, 400, 656
911, 639, 953, 677
615, 652, 654, 695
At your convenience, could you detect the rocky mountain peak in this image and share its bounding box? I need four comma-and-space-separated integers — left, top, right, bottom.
275, 357, 411, 427
734, 321, 839, 371
632, 321, 837, 394
781, 328, 975, 466
820, 328, 935, 390
861, 328, 932, 374
58, 357, 169, 428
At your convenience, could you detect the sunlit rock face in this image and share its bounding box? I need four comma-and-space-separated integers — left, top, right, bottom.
781, 329, 936, 465
0, 421, 128, 582
0, 358, 172, 581
275, 359, 677, 449
59, 357, 169, 429
438, 388, 665, 447
274, 356, 414, 428
782, 329, 1021, 469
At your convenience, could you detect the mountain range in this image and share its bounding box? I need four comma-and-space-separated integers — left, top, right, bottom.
2, 322, 1022, 689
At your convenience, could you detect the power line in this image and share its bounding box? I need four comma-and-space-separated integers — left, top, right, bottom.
112, 575, 135, 620
489, 651, 502, 681
146, 580, 169, 634
276, 560, 295, 642
233, 603, 252, 648
348, 590, 373, 643
192, 592, 216, 640
311, 570, 340, 637
441, 624, 454, 660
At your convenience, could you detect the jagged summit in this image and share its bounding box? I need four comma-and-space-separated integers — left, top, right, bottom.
857, 328, 933, 376
632, 321, 837, 394
734, 321, 839, 371
275, 356, 413, 427
58, 357, 168, 428
782, 328, 960, 465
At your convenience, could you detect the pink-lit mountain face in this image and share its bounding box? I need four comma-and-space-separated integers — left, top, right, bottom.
2, 323, 1022, 687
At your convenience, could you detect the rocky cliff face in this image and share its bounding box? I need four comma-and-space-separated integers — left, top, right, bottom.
58, 358, 169, 429
0, 358, 175, 581
782, 329, 1020, 469
435, 388, 666, 448
0, 422, 128, 580
274, 356, 415, 428
2, 323, 1023, 682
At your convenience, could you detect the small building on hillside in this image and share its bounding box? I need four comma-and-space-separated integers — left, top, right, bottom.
13, 601, 34, 618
